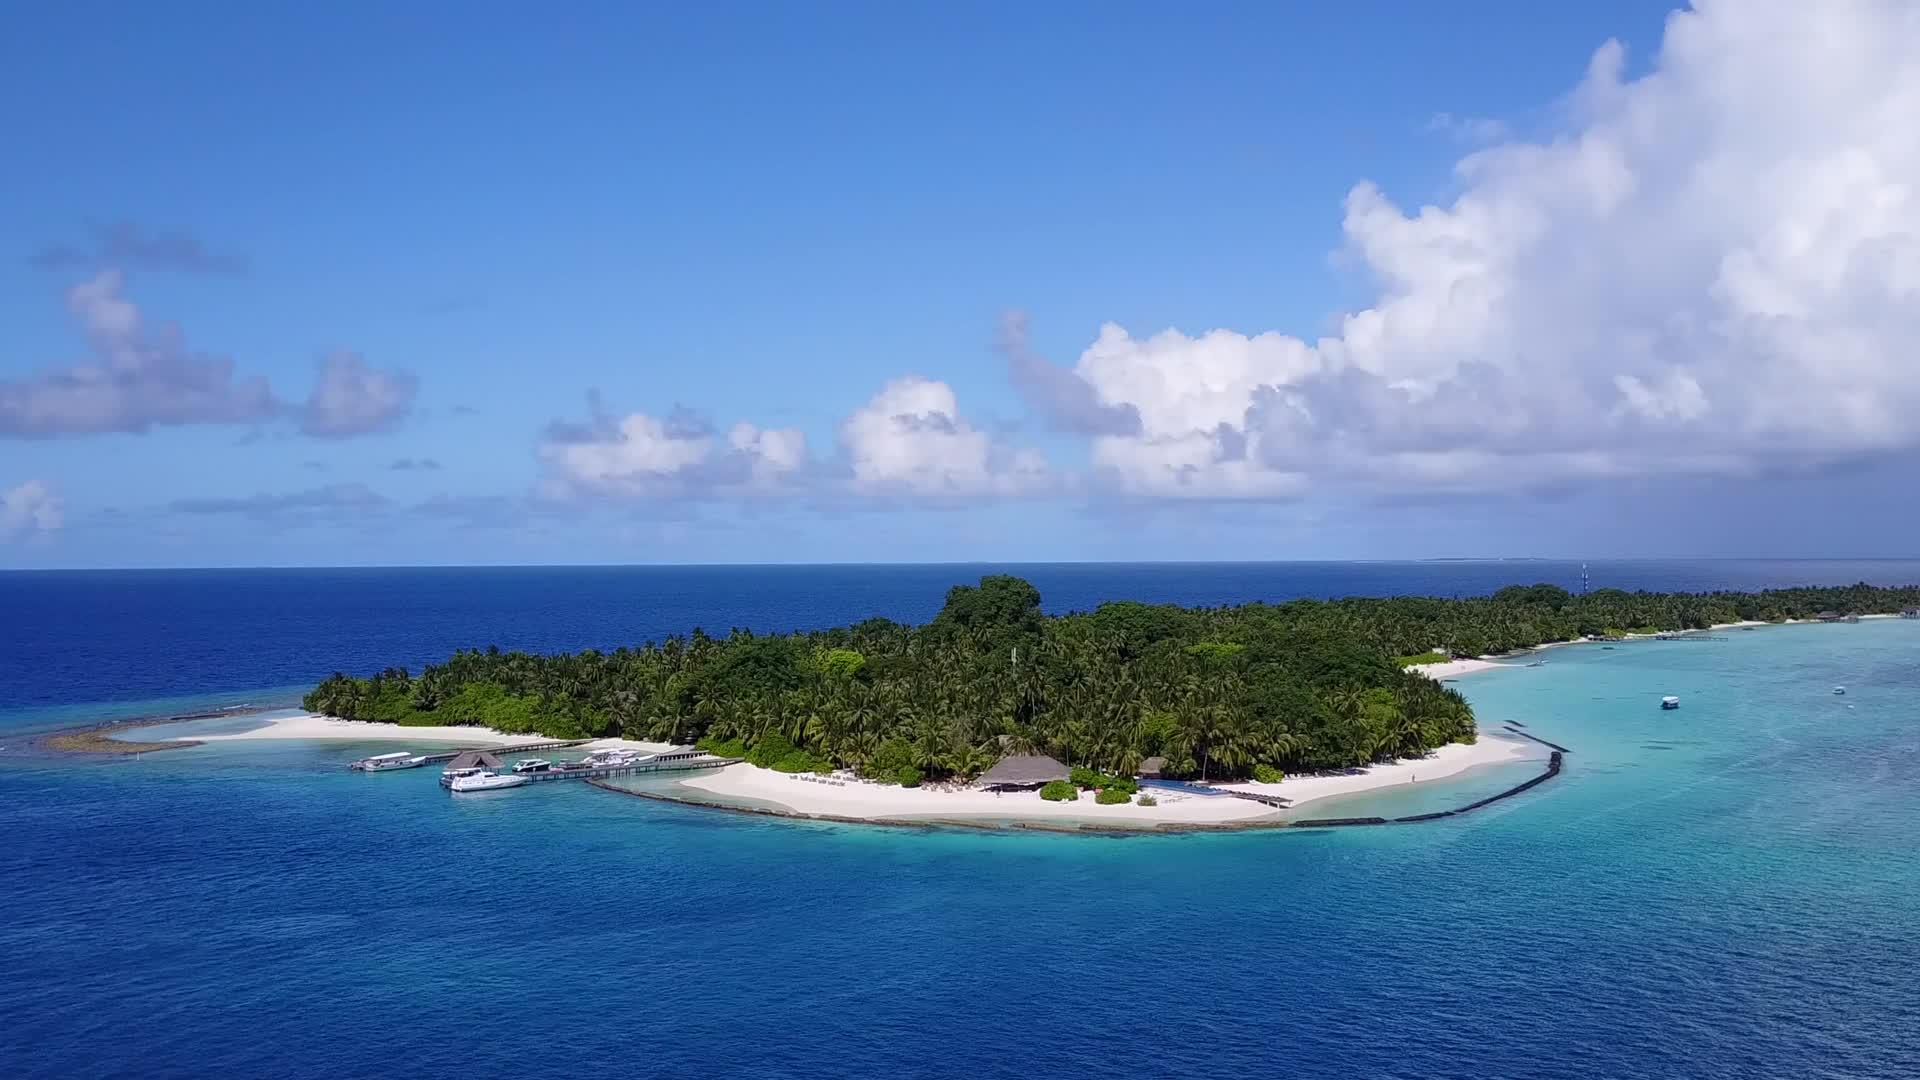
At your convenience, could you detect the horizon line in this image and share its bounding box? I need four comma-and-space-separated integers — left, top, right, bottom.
6, 556, 1920, 573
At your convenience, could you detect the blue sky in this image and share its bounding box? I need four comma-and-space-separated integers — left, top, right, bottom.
5, 1, 1917, 566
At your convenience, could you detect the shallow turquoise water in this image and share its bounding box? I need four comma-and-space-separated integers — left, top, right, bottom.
5, 621, 1919, 1078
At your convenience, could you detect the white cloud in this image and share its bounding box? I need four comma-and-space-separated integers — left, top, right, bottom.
1, 480, 64, 540
839, 376, 1048, 497
540, 379, 1042, 503
4, 271, 419, 442
539, 403, 807, 498
300, 352, 418, 437
1426, 112, 1510, 145
1040, 0, 1920, 497
1, 270, 278, 436
727, 422, 808, 485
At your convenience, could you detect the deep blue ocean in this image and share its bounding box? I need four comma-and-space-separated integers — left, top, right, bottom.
4, 562, 1920, 1079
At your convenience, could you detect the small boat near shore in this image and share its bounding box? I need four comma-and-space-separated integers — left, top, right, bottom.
448, 770, 529, 792
350, 751, 426, 772
1661, 696, 1681, 710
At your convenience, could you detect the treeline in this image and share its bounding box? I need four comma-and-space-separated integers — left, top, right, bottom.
303, 577, 1919, 783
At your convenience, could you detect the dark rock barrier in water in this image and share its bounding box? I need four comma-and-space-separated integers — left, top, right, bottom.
1290, 751, 1563, 829
1502, 723, 1572, 754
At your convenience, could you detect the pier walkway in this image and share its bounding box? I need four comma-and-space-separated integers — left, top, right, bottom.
412, 739, 590, 764
513, 755, 739, 783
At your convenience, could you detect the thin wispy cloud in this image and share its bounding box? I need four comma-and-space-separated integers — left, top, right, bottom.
1425, 111, 1509, 144
30, 221, 248, 276
168, 483, 390, 518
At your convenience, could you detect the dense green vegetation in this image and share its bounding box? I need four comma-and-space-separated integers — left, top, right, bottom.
303, 576, 1920, 782
1039, 780, 1078, 802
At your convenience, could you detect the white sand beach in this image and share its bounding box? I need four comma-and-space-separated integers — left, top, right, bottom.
1216, 734, 1534, 807
676, 762, 1285, 826
674, 732, 1538, 827
170, 713, 564, 746
1407, 657, 1506, 679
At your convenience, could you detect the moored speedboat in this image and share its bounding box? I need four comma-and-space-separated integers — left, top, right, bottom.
511, 758, 552, 774
350, 751, 426, 772
1661, 695, 1681, 710
448, 770, 530, 792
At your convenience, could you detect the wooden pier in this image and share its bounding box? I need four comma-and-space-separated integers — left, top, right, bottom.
411, 739, 590, 765
512, 755, 739, 783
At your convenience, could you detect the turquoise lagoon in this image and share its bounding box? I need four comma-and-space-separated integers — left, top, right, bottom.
4, 619, 1918, 1079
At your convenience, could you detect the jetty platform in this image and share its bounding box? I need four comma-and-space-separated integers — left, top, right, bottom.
412, 739, 589, 764
514, 754, 739, 783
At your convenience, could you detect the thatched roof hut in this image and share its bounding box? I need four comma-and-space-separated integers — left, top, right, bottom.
445, 750, 503, 771
978, 753, 1069, 788
1137, 756, 1167, 779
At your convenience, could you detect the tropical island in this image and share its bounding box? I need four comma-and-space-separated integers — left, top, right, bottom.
303, 576, 1920, 806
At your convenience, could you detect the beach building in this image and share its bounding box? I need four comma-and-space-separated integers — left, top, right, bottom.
1901, 607, 1919, 619
444, 750, 504, 771
1138, 756, 1167, 780
977, 754, 1069, 790
439, 749, 506, 788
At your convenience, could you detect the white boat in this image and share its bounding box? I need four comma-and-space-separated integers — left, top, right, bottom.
350, 751, 426, 772
511, 758, 552, 774
440, 766, 487, 787
1661, 695, 1681, 710
1832, 686, 1846, 695
448, 770, 530, 792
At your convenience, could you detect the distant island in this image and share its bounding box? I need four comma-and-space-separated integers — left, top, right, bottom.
303, 577, 1920, 791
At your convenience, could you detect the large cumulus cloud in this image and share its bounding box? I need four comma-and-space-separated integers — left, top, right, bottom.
1039, 0, 1920, 498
